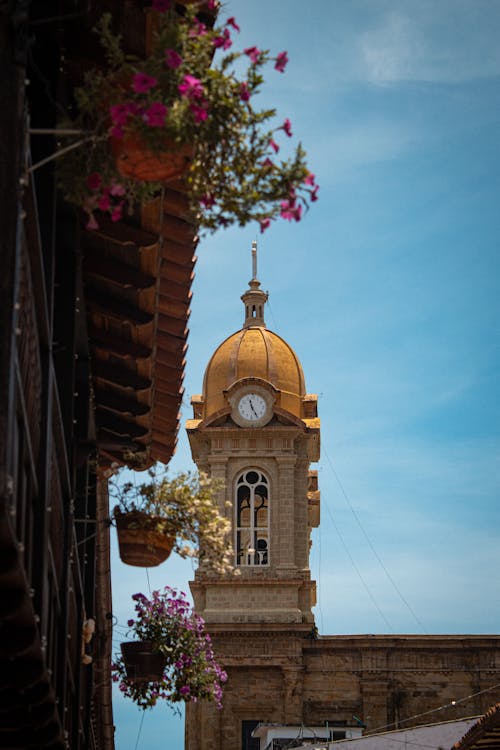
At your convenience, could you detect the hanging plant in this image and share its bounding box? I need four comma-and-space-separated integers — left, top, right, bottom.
110, 466, 234, 575
56, 0, 319, 232
112, 587, 227, 710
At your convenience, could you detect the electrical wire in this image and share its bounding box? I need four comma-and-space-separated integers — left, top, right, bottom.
266, 298, 280, 331
366, 682, 500, 736
317, 517, 324, 633
324, 449, 427, 635
255, 296, 395, 632
133, 711, 145, 750
323, 497, 394, 633
268, 290, 425, 634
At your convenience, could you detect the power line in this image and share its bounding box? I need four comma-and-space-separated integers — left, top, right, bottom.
323, 496, 394, 633
324, 447, 427, 634
133, 711, 145, 750
366, 682, 500, 736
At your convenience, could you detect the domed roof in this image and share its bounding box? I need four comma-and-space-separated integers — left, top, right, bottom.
201, 242, 306, 420
202, 325, 306, 419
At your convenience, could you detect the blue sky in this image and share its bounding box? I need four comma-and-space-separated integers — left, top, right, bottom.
111, 1, 500, 747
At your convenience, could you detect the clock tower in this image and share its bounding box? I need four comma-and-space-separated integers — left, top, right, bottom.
185, 243, 320, 749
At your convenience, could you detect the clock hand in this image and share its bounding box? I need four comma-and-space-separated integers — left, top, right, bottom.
249, 398, 258, 417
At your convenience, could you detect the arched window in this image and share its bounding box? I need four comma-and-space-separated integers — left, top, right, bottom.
235, 469, 269, 566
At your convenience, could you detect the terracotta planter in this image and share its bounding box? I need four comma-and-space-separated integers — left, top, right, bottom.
110, 134, 192, 182
120, 641, 167, 682
115, 510, 174, 567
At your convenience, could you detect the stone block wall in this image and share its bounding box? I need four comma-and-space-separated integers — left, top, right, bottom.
185, 631, 500, 750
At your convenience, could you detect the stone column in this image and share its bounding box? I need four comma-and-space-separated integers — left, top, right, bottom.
209, 456, 230, 518
282, 666, 305, 723
295, 453, 310, 570
276, 456, 297, 569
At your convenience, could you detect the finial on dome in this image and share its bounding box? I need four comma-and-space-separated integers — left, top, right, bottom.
241, 241, 268, 328
252, 239, 257, 280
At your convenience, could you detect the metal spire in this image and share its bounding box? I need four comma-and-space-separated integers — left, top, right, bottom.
241, 241, 268, 328
252, 240, 258, 281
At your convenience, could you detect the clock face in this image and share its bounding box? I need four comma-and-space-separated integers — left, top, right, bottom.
237, 393, 268, 422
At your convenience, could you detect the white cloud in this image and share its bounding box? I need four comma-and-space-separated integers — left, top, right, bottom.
359, 3, 500, 85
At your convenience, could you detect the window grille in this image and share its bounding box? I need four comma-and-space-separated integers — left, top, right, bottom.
235, 469, 269, 566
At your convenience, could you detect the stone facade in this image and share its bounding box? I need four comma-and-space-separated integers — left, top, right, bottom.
186, 630, 500, 749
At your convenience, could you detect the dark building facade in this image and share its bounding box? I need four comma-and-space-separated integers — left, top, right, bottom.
1, 2, 200, 747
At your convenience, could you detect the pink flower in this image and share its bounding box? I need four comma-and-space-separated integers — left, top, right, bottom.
275, 51, 289, 73
164, 49, 183, 68
280, 199, 302, 222
226, 16, 240, 32
261, 158, 274, 168
144, 101, 168, 127
213, 28, 232, 50
132, 72, 158, 93
282, 118, 292, 137
153, 0, 170, 10
244, 46, 262, 64
110, 182, 126, 197
207, 0, 218, 9
239, 82, 250, 101
311, 185, 319, 202
178, 74, 205, 100
189, 20, 207, 37
200, 193, 215, 208
110, 103, 131, 125
86, 172, 101, 191
110, 124, 124, 138
304, 172, 316, 186
111, 203, 124, 222
259, 217, 271, 233
190, 103, 208, 122
97, 192, 111, 211
269, 138, 279, 153
180, 685, 191, 696
86, 213, 99, 230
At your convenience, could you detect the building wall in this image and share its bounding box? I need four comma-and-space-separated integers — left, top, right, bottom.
186, 630, 500, 750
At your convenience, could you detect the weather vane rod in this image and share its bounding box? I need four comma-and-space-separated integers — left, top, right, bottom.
252, 240, 257, 280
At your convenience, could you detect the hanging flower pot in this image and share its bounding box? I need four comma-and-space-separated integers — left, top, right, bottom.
110, 467, 234, 575
112, 588, 227, 710
115, 510, 174, 567
56, 3, 319, 232
110, 133, 192, 183
120, 641, 167, 682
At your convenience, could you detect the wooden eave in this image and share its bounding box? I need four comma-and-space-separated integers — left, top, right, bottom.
72, 0, 220, 472
453, 704, 500, 750
82, 189, 197, 470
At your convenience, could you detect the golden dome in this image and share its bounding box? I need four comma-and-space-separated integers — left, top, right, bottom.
202, 326, 306, 419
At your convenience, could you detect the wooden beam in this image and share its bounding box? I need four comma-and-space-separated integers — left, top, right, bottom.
160, 259, 195, 285
160, 215, 196, 246
156, 331, 188, 356
89, 327, 152, 360
85, 287, 153, 326
157, 313, 188, 338
83, 250, 155, 290
85, 216, 158, 249
96, 413, 148, 439
159, 276, 193, 303
96, 431, 144, 453
163, 238, 197, 266
93, 361, 151, 391
94, 388, 149, 416
157, 295, 190, 319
